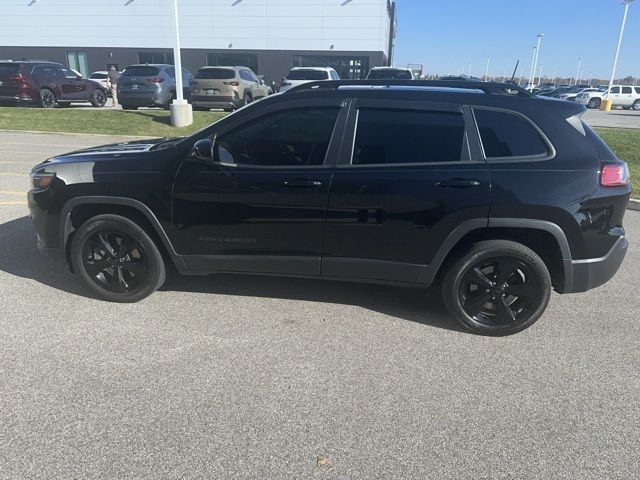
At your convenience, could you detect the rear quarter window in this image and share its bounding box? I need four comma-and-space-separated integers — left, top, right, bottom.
121, 66, 160, 76
474, 109, 550, 159
0, 63, 20, 76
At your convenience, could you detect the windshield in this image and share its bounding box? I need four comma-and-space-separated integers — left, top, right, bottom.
368, 69, 413, 79
196, 68, 235, 79
121, 66, 160, 77
90, 73, 108, 79
286, 70, 329, 80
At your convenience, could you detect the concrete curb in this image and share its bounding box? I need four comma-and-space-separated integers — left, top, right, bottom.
628, 199, 640, 211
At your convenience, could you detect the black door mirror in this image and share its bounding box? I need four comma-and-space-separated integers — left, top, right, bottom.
192, 138, 213, 160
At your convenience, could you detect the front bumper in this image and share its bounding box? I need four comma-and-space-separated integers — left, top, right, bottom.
563, 236, 628, 293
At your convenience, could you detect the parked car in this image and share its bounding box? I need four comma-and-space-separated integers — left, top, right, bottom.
190, 66, 268, 111
0, 60, 108, 108
539, 85, 591, 98
367, 67, 414, 79
576, 85, 640, 110
28, 79, 630, 336
279, 67, 339, 92
88, 71, 109, 89
257, 75, 276, 95
117, 64, 193, 110
557, 87, 602, 102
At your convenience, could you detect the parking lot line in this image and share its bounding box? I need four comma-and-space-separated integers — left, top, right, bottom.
0, 161, 32, 164
0, 172, 27, 176
0, 191, 25, 195
0, 201, 27, 205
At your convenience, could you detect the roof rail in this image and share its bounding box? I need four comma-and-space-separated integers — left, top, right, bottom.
286, 79, 533, 97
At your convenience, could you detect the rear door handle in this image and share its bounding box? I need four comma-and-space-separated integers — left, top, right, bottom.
282, 179, 323, 188
436, 179, 481, 188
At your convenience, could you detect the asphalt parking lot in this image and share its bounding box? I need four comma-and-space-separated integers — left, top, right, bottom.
1, 130, 639, 479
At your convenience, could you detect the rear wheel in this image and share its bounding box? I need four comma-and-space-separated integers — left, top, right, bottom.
442, 240, 552, 336
633, 100, 640, 111
71, 214, 166, 303
243, 92, 253, 106
90, 89, 107, 107
39, 88, 56, 108
587, 98, 600, 109
164, 92, 175, 110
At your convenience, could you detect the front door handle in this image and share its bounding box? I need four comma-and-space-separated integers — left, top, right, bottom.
282, 179, 323, 188
436, 178, 481, 188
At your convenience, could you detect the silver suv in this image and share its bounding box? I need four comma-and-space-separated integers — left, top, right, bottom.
190, 66, 269, 111
117, 64, 193, 110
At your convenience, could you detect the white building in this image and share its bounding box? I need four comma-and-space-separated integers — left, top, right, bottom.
0, 0, 396, 81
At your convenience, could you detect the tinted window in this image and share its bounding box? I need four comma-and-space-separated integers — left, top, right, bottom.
196, 68, 235, 80
474, 109, 548, 159
61, 68, 77, 79
121, 66, 160, 77
89, 72, 108, 79
330, 70, 340, 80
635, 87, 640, 94
0, 63, 20, 77
33, 66, 62, 78
622, 87, 632, 94
287, 69, 329, 80
215, 108, 339, 167
367, 69, 413, 80
610, 87, 620, 94
352, 109, 465, 165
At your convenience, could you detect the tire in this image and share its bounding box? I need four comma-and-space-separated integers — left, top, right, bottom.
39, 88, 56, 108
442, 240, 552, 336
587, 98, 600, 109
223, 107, 234, 112
121, 104, 137, 110
90, 89, 107, 108
70, 214, 166, 303
243, 92, 253, 106
164, 92, 175, 110
633, 100, 640, 111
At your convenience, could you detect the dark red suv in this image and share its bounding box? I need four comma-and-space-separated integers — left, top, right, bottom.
0, 61, 108, 108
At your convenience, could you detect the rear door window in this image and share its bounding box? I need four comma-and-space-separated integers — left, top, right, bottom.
352, 108, 465, 165
121, 66, 160, 77
474, 108, 549, 159
621, 87, 633, 94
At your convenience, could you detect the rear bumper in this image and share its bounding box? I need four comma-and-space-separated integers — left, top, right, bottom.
0, 94, 35, 105
563, 236, 628, 293
191, 95, 239, 109
118, 92, 165, 107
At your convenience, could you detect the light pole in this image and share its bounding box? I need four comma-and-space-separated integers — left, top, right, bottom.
536, 64, 543, 85
468, 63, 472, 78
484, 56, 491, 81
169, 0, 193, 127
528, 33, 544, 89
573, 58, 582, 86
605, 0, 635, 107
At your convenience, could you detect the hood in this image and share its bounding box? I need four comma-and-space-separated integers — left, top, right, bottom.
59, 137, 173, 157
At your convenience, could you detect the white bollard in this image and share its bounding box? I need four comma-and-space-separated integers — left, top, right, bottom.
170, 99, 193, 128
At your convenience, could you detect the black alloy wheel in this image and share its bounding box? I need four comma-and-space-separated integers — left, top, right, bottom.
91, 89, 107, 108
82, 230, 148, 294
443, 240, 551, 335
39, 89, 56, 108
71, 215, 166, 302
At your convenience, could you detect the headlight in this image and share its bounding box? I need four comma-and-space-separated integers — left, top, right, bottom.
30, 171, 55, 190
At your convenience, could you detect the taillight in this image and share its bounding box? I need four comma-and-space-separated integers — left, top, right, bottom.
600, 163, 630, 187
223, 81, 240, 86
146, 77, 164, 83
9, 73, 26, 82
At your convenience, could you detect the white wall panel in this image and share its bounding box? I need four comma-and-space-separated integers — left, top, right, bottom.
0, 0, 390, 53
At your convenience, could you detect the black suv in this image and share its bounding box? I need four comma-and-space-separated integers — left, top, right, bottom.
28, 80, 631, 335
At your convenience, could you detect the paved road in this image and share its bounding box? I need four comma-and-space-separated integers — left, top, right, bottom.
1, 131, 639, 479
583, 108, 640, 129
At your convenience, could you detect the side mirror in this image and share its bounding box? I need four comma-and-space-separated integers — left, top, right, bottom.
192, 138, 213, 160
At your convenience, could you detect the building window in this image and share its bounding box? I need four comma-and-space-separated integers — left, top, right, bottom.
291, 55, 369, 80
207, 53, 258, 73
66, 51, 89, 77
138, 52, 174, 65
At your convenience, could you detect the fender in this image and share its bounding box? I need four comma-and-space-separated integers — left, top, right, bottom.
417, 217, 573, 292
59, 196, 188, 272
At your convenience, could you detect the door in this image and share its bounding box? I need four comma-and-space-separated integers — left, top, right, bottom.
171, 99, 348, 276
620, 86, 634, 106
59, 67, 86, 100
322, 99, 491, 283
609, 86, 622, 106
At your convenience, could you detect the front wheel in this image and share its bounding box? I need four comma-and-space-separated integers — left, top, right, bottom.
587, 98, 600, 109
442, 240, 551, 336
91, 89, 107, 108
71, 214, 166, 302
